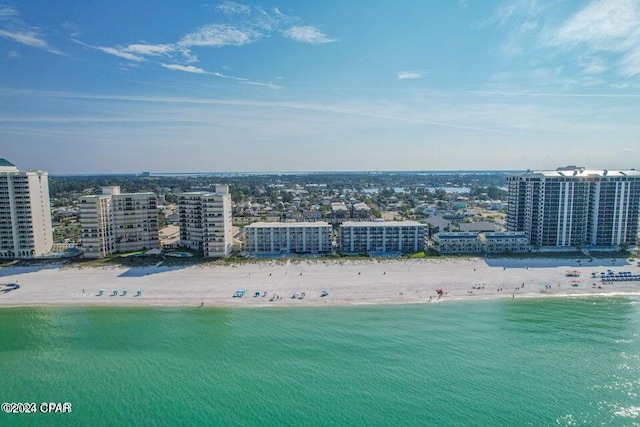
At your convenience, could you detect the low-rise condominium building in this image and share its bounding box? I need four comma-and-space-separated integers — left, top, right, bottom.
244, 221, 332, 255
339, 221, 426, 254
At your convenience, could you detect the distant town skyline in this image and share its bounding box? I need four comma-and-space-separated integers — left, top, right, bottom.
2, 0, 640, 174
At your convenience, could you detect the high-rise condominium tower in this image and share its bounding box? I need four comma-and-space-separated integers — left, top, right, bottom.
178, 185, 233, 257
0, 159, 53, 258
79, 186, 159, 258
507, 166, 640, 249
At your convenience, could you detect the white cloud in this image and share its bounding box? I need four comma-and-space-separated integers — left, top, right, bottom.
581, 58, 607, 75
125, 43, 175, 56
160, 64, 281, 88
482, 1, 547, 58
0, 29, 63, 55
397, 71, 424, 80
179, 24, 260, 47
0, 5, 18, 19
160, 63, 206, 74
211, 71, 248, 81
62, 21, 83, 38
0, 6, 63, 55
217, 2, 251, 14
7, 50, 19, 59
93, 46, 146, 62
211, 70, 281, 89
283, 26, 336, 44
78, 5, 334, 70
483, 0, 543, 28
78, 40, 178, 62
620, 48, 640, 77
552, 0, 638, 47
240, 80, 282, 89
550, 0, 640, 78
0, 29, 46, 48
71, 5, 328, 89
485, 0, 640, 84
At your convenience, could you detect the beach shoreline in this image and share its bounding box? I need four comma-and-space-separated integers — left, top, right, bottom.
1, 257, 639, 308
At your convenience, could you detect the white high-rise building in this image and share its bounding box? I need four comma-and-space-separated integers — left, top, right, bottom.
0, 159, 53, 259
78, 194, 114, 258
507, 167, 640, 249
79, 187, 159, 258
178, 185, 233, 257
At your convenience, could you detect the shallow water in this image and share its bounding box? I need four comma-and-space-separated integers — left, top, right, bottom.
2, 297, 640, 426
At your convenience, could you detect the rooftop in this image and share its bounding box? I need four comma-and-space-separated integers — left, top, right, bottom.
484, 232, 527, 238
0, 158, 19, 173
341, 221, 424, 228
245, 221, 330, 229
459, 222, 500, 233
510, 166, 640, 179
436, 232, 480, 239
179, 191, 229, 197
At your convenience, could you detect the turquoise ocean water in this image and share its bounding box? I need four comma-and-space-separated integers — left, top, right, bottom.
2, 297, 640, 426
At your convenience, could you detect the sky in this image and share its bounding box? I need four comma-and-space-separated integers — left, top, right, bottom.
1, 0, 640, 174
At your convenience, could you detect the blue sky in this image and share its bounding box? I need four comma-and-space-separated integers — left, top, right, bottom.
1, 0, 640, 173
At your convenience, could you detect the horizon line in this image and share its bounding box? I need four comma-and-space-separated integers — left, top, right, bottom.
49, 169, 527, 177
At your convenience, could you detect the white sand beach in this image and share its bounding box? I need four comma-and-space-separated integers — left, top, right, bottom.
1, 257, 639, 308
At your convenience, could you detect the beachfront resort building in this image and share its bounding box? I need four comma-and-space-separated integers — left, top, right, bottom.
507, 167, 640, 249
0, 159, 53, 259
244, 222, 332, 255
178, 186, 233, 257
432, 231, 529, 254
432, 232, 482, 254
481, 232, 530, 254
339, 221, 426, 255
79, 186, 159, 258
